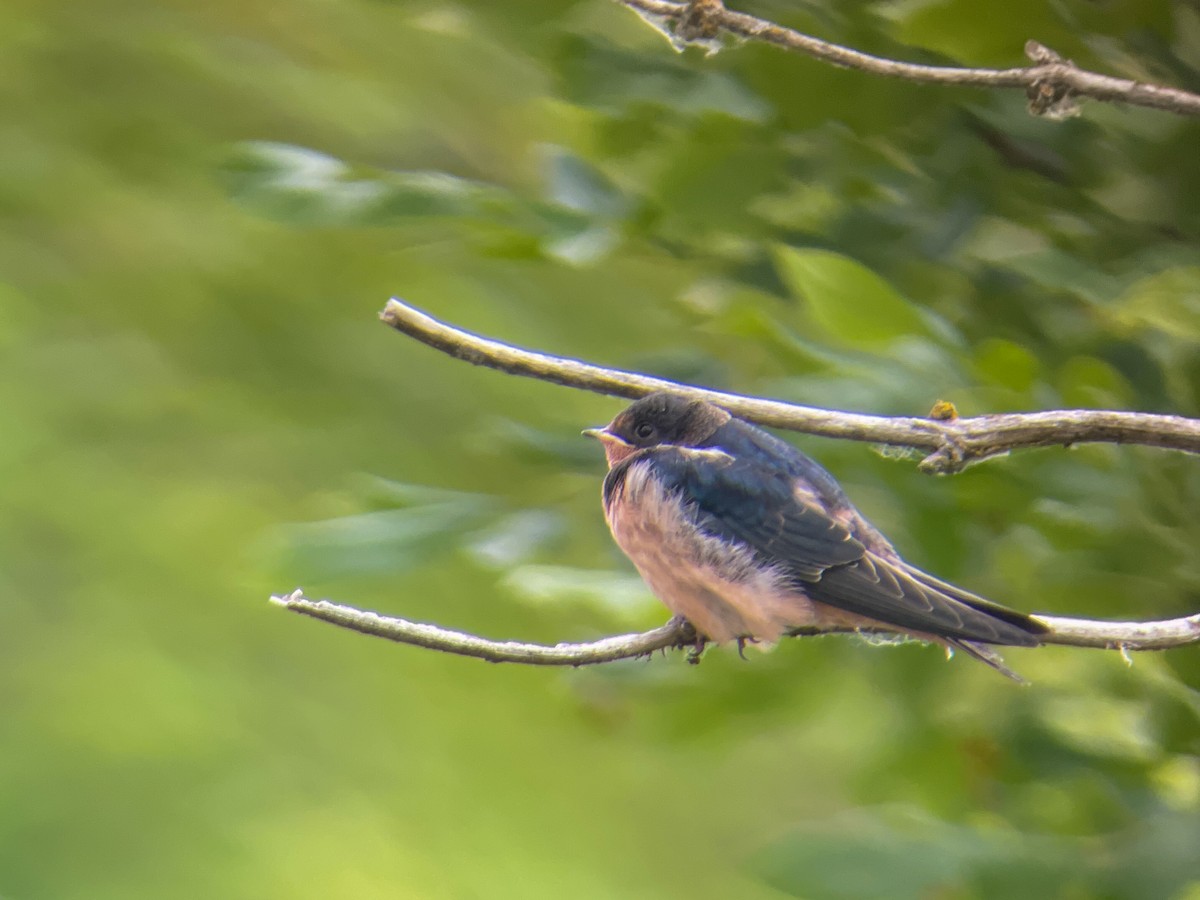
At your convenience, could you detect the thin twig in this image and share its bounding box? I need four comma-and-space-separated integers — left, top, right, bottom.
271, 591, 1200, 661
619, 0, 1200, 118
270, 591, 694, 664
380, 298, 1200, 474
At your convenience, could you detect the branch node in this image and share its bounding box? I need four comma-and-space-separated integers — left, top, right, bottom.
1020, 42, 1083, 118
918, 449, 957, 475
1028, 77, 1082, 119
928, 400, 959, 421
1024, 40, 1062, 65
915, 422, 969, 475
678, 0, 725, 41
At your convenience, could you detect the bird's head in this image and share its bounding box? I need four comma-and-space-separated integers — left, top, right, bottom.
584, 392, 731, 467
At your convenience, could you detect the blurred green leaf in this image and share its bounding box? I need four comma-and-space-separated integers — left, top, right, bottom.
972, 338, 1040, 394
755, 804, 1200, 900
890, 0, 1076, 65
500, 565, 658, 623
1109, 266, 1200, 341
773, 246, 933, 346
754, 806, 1058, 900
552, 34, 771, 121
542, 145, 627, 220
1056, 356, 1135, 408
466, 509, 566, 568
276, 485, 495, 580
224, 141, 511, 225
1037, 693, 1160, 761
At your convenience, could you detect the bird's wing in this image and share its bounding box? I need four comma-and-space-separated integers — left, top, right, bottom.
645, 447, 1045, 646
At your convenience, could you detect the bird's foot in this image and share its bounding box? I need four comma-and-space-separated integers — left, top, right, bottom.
667, 615, 707, 664
686, 632, 708, 665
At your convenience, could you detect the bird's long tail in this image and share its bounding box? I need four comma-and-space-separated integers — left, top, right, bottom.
946, 639, 1029, 684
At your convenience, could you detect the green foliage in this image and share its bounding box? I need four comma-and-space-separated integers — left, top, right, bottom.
773, 246, 936, 346
0, 0, 1197, 898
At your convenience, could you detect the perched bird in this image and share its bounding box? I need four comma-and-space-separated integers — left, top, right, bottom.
585, 392, 1047, 680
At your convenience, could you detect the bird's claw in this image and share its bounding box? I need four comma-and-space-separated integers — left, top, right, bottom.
686, 632, 707, 665
735, 636, 759, 660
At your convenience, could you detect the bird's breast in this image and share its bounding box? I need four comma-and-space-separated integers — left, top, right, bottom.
603, 460, 821, 644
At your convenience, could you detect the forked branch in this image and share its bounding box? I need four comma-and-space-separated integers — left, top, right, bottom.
618, 0, 1200, 118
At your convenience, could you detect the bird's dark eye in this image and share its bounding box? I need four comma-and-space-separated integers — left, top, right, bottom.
634, 423, 655, 440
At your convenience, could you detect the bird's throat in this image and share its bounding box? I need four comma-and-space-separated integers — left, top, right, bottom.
603, 441, 638, 468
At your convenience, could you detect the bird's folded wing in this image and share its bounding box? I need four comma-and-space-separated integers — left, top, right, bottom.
645, 447, 1045, 646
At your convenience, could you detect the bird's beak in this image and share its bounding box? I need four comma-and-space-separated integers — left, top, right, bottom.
582, 427, 627, 445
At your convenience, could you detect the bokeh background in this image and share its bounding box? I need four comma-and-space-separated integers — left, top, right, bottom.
2, 0, 1198, 897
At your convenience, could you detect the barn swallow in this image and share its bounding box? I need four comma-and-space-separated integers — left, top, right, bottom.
585, 392, 1047, 680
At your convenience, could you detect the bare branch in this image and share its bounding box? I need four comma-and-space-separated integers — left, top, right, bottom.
271, 591, 1200, 662
619, 0, 1200, 118
270, 591, 695, 664
380, 298, 1200, 474
1030, 612, 1200, 651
